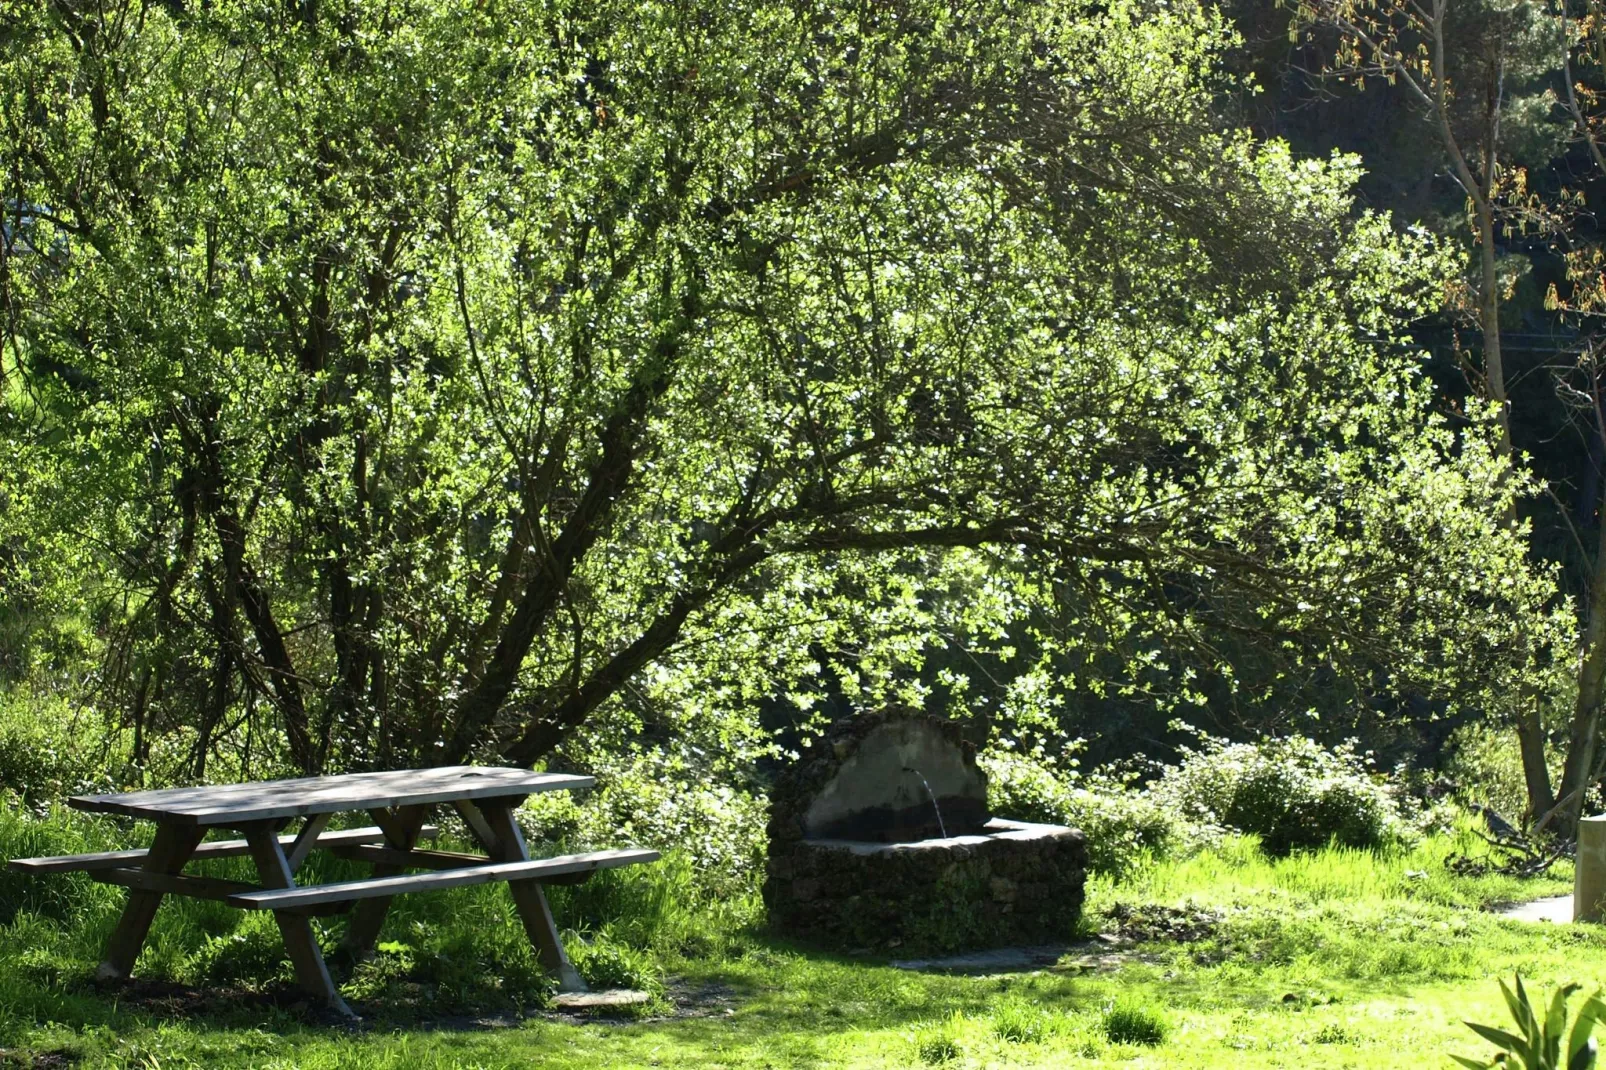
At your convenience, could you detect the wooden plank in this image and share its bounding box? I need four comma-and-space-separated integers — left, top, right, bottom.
227, 849, 660, 911
91, 867, 259, 901
476, 801, 589, 993
89, 868, 354, 915
366, 806, 407, 848
95, 823, 204, 981
68, 767, 592, 827
7, 824, 439, 874
328, 844, 494, 870
244, 826, 354, 1018
453, 798, 499, 848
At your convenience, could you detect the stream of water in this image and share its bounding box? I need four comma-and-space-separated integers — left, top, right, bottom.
903, 766, 949, 839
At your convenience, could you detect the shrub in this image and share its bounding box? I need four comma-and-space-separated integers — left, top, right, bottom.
334, 930, 554, 1011
981, 749, 1194, 875
518, 752, 766, 899
1444, 722, 1551, 826
185, 913, 294, 987
0, 691, 115, 806
1102, 997, 1168, 1046
1453, 975, 1602, 1070
1152, 734, 1411, 856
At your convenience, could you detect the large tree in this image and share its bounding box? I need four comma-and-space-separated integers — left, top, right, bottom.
0, 0, 1555, 779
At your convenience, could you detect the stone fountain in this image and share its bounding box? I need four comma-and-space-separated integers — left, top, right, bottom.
763, 712, 1086, 952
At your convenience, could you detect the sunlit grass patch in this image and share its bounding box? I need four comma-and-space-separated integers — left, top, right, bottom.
0, 813, 1599, 1069
990, 996, 1060, 1043
1101, 995, 1169, 1045
911, 1012, 965, 1064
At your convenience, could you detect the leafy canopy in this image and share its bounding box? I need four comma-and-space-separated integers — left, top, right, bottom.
0, 0, 1557, 777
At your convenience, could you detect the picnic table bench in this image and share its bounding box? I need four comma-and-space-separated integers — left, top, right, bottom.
5, 765, 659, 1017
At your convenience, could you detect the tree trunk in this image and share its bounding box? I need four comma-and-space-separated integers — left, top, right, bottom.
1476, 210, 1511, 460
1516, 711, 1557, 821
1553, 488, 1606, 835
1470, 179, 1561, 824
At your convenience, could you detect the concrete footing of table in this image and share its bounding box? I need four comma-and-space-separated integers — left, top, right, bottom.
551, 989, 652, 1010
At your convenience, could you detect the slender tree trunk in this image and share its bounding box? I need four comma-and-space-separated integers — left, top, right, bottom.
1477, 215, 1512, 460
1553, 466, 1606, 834
1471, 169, 1561, 822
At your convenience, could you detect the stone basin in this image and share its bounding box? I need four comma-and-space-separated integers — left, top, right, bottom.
764, 714, 1087, 952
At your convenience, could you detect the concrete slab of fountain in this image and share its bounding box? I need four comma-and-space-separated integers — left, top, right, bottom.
763, 712, 1086, 952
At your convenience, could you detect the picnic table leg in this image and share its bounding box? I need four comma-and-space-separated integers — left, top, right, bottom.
243, 824, 355, 1019
339, 805, 429, 959
95, 822, 205, 981
468, 800, 587, 993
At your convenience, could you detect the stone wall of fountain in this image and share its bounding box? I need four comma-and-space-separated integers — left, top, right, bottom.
763, 712, 1086, 952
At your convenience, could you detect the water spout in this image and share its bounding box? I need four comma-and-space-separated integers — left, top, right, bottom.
903, 766, 949, 840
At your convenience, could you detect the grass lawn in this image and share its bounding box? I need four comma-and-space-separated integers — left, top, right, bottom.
0, 814, 1595, 1068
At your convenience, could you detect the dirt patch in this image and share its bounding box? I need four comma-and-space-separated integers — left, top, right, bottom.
88, 977, 373, 1028
0, 1049, 79, 1069
1101, 902, 1224, 944
82, 973, 743, 1031
657, 979, 742, 1020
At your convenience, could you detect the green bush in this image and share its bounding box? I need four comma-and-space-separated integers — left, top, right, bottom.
1152, 734, 1411, 856
981, 749, 1193, 875
519, 752, 766, 899
984, 733, 1420, 866
1444, 722, 1552, 826
0, 691, 115, 806
185, 914, 294, 987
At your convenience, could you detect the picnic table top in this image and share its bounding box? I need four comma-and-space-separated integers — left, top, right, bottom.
68, 765, 592, 827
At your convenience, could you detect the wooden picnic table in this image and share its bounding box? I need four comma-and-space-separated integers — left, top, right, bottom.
6, 765, 659, 1017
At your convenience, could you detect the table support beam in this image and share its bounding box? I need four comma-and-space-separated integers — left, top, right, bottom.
469, 800, 587, 993
95, 823, 204, 981
243, 825, 354, 1018
340, 805, 429, 959
285, 812, 333, 874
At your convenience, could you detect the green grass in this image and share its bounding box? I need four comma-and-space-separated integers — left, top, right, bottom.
0, 806, 1596, 1068
1101, 997, 1168, 1046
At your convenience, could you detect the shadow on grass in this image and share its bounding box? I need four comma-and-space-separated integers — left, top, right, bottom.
2, 929, 1093, 1041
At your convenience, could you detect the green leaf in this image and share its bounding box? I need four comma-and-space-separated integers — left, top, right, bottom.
1549, 984, 1582, 1067
1466, 1021, 1534, 1054
1569, 1038, 1598, 1070
1450, 1055, 1493, 1070
1570, 997, 1606, 1067
1507, 976, 1542, 1063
